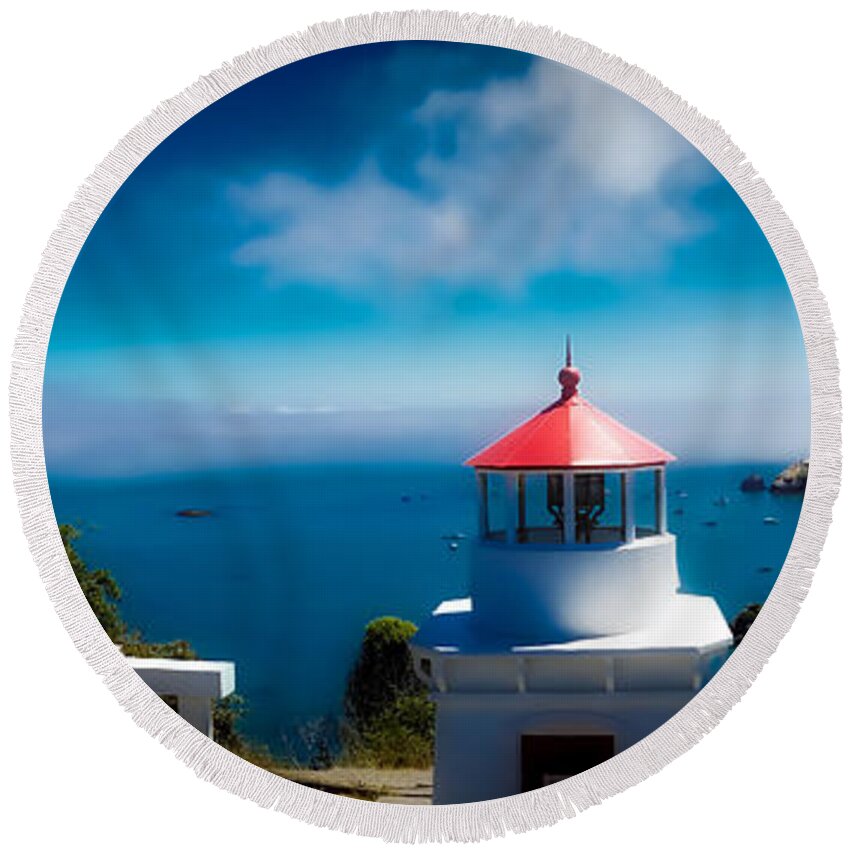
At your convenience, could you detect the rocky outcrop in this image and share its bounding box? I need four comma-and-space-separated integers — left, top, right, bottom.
740, 474, 766, 493
770, 460, 808, 493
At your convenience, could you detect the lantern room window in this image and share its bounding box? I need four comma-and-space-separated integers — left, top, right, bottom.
477, 468, 667, 546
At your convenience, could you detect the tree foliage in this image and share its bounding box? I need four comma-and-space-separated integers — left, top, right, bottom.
61, 524, 125, 642
343, 617, 434, 767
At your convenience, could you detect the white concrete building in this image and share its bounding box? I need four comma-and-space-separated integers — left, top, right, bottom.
128, 657, 235, 737
410, 345, 732, 803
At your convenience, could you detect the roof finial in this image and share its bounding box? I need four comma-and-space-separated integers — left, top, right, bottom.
558, 335, 581, 401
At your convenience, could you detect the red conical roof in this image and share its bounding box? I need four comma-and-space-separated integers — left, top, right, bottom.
466, 348, 675, 470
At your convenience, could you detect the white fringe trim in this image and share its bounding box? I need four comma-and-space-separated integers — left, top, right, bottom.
8, 9, 841, 842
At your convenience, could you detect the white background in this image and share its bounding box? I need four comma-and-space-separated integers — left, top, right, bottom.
1, 1, 847, 847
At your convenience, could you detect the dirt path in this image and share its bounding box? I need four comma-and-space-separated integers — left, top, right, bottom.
272, 766, 433, 804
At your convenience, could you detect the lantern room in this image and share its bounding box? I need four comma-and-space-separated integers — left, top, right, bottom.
466, 343, 675, 548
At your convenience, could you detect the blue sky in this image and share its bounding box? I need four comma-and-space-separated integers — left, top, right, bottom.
44, 41, 809, 477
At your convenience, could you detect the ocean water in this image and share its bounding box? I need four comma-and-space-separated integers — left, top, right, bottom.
49, 462, 803, 753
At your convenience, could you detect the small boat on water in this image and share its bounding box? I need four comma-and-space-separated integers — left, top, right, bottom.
702, 520, 718, 527
757, 566, 774, 574
763, 516, 780, 525
675, 490, 689, 499
672, 507, 684, 516
448, 541, 459, 552
713, 495, 730, 507
441, 533, 468, 541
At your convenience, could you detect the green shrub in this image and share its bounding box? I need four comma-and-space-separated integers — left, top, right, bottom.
729, 603, 762, 647
213, 693, 248, 751
344, 617, 421, 728
120, 634, 198, 660
355, 694, 435, 768
343, 616, 434, 768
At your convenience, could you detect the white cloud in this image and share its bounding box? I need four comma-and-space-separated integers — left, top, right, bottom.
230, 59, 716, 291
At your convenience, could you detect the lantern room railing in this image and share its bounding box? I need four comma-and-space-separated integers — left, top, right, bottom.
476, 468, 667, 546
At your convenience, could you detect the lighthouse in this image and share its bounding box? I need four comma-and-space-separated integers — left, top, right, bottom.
410, 343, 733, 804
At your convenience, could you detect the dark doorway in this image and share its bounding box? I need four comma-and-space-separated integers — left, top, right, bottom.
520, 734, 615, 791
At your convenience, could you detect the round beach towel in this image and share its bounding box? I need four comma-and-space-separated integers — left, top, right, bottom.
10, 11, 840, 842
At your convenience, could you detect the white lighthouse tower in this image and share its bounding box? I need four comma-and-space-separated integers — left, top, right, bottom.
410, 343, 733, 804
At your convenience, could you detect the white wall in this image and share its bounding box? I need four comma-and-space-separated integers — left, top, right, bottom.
128, 657, 235, 737
472, 535, 679, 640
432, 691, 696, 804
